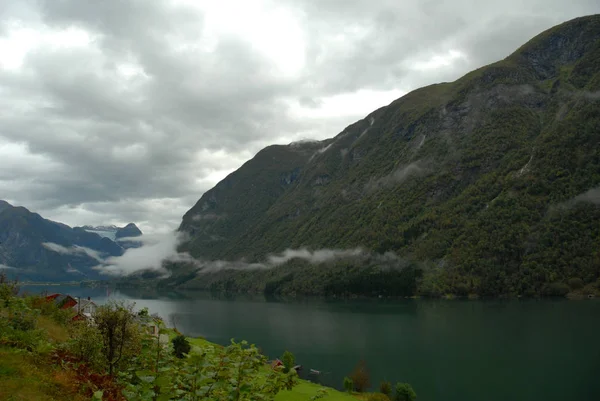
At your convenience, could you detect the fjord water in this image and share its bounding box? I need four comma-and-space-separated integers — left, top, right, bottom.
24, 286, 599, 401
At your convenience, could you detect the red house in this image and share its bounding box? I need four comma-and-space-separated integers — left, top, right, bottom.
45, 294, 77, 310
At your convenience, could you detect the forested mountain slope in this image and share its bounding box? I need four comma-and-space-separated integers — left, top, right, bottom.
172, 15, 600, 297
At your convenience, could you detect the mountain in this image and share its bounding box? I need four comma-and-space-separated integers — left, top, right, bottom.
115, 223, 143, 240
0, 201, 124, 281
167, 15, 600, 297
82, 223, 143, 248
82, 225, 120, 240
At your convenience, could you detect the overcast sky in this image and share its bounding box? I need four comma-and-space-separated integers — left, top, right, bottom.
1, 0, 598, 234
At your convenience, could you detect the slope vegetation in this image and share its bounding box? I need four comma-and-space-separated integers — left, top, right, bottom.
174, 15, 600, 297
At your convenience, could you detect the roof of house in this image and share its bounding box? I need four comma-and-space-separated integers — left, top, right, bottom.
74, 299, 97, 310
50, 294, 76, 306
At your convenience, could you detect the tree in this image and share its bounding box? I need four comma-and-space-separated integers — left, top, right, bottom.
172, 334, 191, 358
67, 321, 104, 370
0, 272, 19, 306
380, 381, 392, 397
93, 301, 140, 375
394, 383, 417, 401
281, 350, 295, 373
349, 359, 370, 392
343, 377, 354, 394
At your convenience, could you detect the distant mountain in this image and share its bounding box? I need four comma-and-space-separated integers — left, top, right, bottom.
82, 225, 119, 240
115, 223, 143, 239
82, 223, 143, 248
169, 15, 600, 297
0, 201, 124, 281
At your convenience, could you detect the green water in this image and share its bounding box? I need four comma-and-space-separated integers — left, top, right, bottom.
23, 286, 600, 400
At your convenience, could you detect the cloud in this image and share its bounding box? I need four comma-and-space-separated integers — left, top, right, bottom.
1, 0, 598, 233
94, 231, 367, 276
365, 161, 429, 193
0, 264, 16, 270
41, 242, 104, 261
267, 248, 364, 265
574, 186, 600, 204
97, 233, 181, 276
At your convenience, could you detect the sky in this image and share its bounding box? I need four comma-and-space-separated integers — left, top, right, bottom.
1, 0, 598, 234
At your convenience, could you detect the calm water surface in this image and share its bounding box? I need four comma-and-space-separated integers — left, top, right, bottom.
22, 285, 600, 401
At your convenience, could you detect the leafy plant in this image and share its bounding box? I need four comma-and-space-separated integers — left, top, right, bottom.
380, 380, 392, 397
281, 350, 295, 373
343, 376, 354, 393
67, 321, 104, 370
94, 301, 141, 375
394, 383, 417, 401
172, 334, 191, 358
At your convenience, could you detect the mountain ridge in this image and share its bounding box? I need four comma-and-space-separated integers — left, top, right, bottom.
164, 15, 600, 297
0, 201, 128, 281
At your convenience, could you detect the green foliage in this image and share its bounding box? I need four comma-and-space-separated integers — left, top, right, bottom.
368, 393, 391, 401
0, 283, 48, 351
172, 334, 191, 358
541, 282, 570, 297
349, 360, 370, 393
310, 387, 329, 400
66, 321, 104, 370
94, 301, 141, 375
0, 272, 19, 305
380, 381, 392, 397
0, 282, 305, 400
155, 15, 600, 299
343, 377, 353, 394
282, 350, 295, 373
28, 295, 73, 325
394, 383, 417, 401
568, 277, 584, 290
120, 339, 298, 401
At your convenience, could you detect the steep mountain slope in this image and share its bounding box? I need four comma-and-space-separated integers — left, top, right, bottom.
0, 201, 124, 281
174, 15, 600, 297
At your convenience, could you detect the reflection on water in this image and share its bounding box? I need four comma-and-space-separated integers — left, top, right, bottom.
21, 285, 600, 401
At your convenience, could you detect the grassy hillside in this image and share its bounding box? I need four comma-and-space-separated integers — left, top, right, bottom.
169, 15, 600, 298
0, 277, 403, 401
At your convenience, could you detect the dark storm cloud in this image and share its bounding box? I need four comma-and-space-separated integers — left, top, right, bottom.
0, 0, 598, 232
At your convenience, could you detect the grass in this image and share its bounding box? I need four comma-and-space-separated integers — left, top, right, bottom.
0, 347, 87, 401
36, 316, 69, 343
275, 381, 360, 401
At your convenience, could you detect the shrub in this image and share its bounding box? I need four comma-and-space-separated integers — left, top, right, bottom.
67, 321, 104, 370
394, 383, 417, 401
10, 310, 37, 331
282, 350, 295, 373
542, 282, 570, 297
568, 278, 584, 290
349, 359, 371, 392
343, 377, 354, 393
172, 335, 191, 358
94, 301, 141, 375
0, 272, 19, 304
380, 381, 392, 396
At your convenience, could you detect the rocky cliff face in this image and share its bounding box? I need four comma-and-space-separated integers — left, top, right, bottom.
171, 15, 600, 296
0, 201, 124, 281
